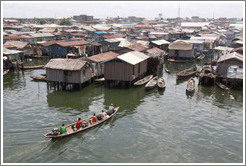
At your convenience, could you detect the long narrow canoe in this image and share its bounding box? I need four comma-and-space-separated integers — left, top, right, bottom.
216, 82, 230, 91
3, 69, 10, 76
177, 66, 197, 80
134, 75, 153, 86
44, 107, 119, 139
168, 59, 193, 63
196, 54, 205, 60
186, 77, 195, 93
95, 77, 105, 82
23, 65, 44, 69
30, 75, 46, 82
165, 67, 170, 73
145, 76, 158, 89
157, 77, 166, 89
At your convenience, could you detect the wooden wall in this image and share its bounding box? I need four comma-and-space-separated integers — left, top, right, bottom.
46, 67, 91, 84
104, 59, 147, 81
217, 59, 243, 78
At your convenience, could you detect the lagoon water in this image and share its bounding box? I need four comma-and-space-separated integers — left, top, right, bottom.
2, 61, 243, 163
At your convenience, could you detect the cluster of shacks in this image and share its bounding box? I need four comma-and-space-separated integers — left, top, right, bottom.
3, 16, 243, 89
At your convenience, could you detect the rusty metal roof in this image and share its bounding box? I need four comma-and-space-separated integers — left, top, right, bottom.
146, 47, 165, 54
47, 40, 89, 47
168, 40, 193, 50
87, 51, 119, 63
128, 43, 148, 52
45, 58, 87, 71
3, 41, 29, 49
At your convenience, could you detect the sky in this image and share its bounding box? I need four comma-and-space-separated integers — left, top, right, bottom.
2, 1, 244, 19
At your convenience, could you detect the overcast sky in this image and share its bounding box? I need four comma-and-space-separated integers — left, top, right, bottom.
2, 1, 244, 19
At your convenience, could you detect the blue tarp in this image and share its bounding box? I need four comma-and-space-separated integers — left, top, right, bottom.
94, 31, 106, 34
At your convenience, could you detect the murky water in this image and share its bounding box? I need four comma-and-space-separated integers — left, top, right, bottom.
2, 61, 243, 163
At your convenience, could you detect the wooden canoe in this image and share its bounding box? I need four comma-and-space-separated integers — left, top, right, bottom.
186, 77, 195, 92
95, 77, 105, 82
3, 69, 10, 76
30, 75, 46, 82
23, 65, 44, 69
196, 54, 205, 60
177, 66, 197, 80
165, 67, 170, 73
157, 77, 166, 89
168, 59, 193, 63
145, 76, 158, 89
44, 107, 119, 139
216, 82, 230, 91
134, 75, 153, 86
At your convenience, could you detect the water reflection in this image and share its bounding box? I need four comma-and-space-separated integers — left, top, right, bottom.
3, 71, 26, 91
46, 84, 105, 112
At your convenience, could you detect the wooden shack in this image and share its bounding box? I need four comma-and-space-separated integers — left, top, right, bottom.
3, 40, 34, 58
150, 39, 170, 51
45, 58, 92, 90
83, 51, 119, 78
217, 52, 243, 78
216, 52, 243, 89
104, 51, 150, 87
168, 40, 194, 60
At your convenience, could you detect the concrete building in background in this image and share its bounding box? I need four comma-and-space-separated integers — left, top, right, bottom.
73, 14, 94, 23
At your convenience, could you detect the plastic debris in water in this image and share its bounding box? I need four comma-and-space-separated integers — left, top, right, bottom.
230, 95, 235, 100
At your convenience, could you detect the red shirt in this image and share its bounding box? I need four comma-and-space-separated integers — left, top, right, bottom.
76, 120, 82, 129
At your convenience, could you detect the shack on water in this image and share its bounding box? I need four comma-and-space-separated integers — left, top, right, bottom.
41, 40, 90, 58
45, 58, 93, 90
168, 40, 194, 61
82, 51, 119, 78
216, 52, 243, 89
103, 51, 150, 87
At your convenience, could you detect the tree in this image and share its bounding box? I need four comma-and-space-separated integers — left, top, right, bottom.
39, 20, 47, 25
59, 17, 72, 26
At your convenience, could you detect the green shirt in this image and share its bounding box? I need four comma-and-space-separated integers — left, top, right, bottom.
60, 126, 66, 134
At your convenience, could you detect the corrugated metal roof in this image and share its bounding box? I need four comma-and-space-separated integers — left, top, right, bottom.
128, 43, 148, 52
213, 46, 234, 51
3, 41, 29, 49
87, 51, 119, 63
151, 39, 170, 45
168, 40, 193, 50
45, 58, 87, 71
218, 52, 243, 62
50, 40, 89, 47
3, 47, 23, 55
104, 38, 125, 43
117, 51, 149, 65
146, 47, 165, 54
31, 33, 54, 38
118, 40, 133, 47
190, 36, 217, 41
181, 22, 210, 27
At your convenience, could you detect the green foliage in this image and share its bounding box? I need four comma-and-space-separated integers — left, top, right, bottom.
17, 19, 25, 24
39, 20, 47, 25
59, 17, 72, 26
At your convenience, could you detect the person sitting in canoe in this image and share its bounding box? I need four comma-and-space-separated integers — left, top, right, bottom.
75, 118, 83, 129
59, 124, 66, 134
102, 110, 109, 118
106, 103, 115, 116
97, 110, 109, 120
90, 113, 98, 124
96, 111, 104, 121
